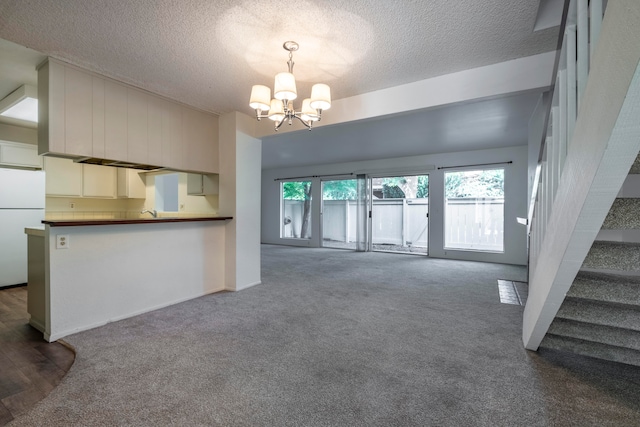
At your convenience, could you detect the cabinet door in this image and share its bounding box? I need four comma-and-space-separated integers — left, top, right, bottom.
0, 143, 42, 168
127, 88, 148, 164
166, 103, 183, 170
147, 95, 163, 166
64, 66, 93, 157
38, 60, 66, 155
187, 173, 218, 195
82, 164, 116, 198
104, 81, 128, 161
44, 157, 82, 197
117, 168, 146, 198
92, 77, 106, 158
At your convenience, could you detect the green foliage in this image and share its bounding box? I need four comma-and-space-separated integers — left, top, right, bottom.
322, 180, 357, 200
382, 184, 405, 198
283, 181, 312, 200
445, 169, 504, 198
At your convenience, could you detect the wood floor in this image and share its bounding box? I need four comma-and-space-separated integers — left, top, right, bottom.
0, 286, 75, 425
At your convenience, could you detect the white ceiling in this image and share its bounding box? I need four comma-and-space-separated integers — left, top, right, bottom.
262, 92, 541, 169
0, 0, 559, 168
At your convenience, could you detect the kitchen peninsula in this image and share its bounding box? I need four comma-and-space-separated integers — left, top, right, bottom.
27, 216, 231, 342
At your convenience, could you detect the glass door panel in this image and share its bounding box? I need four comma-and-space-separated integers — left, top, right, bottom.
370, 175, 429, 254
281, 181, 312, 239
321, 179, 357, 249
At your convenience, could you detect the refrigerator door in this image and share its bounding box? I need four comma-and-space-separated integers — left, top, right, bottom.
0, 168, 45, 209
0, 209, 45, 287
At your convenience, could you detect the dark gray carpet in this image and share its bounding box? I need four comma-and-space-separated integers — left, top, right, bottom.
10, 245, 640, 426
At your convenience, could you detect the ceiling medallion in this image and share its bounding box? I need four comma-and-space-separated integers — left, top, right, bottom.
249, 41, 331, 131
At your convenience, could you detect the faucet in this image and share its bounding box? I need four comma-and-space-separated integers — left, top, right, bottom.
141, 209, 158, 218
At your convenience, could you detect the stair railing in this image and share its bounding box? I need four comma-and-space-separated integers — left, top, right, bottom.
528, 0, 606, 276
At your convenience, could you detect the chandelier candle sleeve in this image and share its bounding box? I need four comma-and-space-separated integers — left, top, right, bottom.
249, 41, 332, 131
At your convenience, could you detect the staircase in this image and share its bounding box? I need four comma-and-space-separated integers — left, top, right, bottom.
540, 154, 640, 366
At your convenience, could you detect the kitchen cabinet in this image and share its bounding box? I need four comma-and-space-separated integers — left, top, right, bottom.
117, 168, 146, 198
45, 156, 118, 198
0, 141, 42, 169
187, 173, 218, 196
127, 88, 149, 164
44, 156, 83, 197
82, 163, 116, 198
38, 58, 219, 174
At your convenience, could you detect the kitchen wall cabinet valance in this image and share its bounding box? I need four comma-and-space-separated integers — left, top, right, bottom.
38, 58, 219, 174
0, 141, 42, 169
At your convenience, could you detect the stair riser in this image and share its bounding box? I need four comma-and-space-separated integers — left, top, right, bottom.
557, 299, 640, 331
569, 273, 640, 305
548, 319, 640, 351
583, 242, 640, 271
541, 334, 640, 367
602, 199, 640, 229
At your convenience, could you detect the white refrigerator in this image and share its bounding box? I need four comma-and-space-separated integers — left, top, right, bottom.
0, 168, 45, 288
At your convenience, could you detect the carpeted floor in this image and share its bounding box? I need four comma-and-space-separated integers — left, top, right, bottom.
10, 245, 640, 426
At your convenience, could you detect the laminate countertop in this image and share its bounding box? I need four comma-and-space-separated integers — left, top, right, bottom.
41, 217, 233, 227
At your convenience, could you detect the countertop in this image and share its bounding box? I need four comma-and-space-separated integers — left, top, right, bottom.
24, 226, 45, 236
41, 216, 233, 227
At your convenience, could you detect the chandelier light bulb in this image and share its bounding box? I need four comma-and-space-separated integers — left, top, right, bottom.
249, 41, 330, 130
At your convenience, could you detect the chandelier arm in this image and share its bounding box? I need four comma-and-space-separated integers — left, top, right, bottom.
291, 114, 312, 129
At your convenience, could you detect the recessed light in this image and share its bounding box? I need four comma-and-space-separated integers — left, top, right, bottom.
0, 85, 38, 123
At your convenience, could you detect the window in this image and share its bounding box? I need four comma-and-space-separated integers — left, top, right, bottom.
444, 169, 504, 252
155, 173, 179, 212
281, 181, 312, 239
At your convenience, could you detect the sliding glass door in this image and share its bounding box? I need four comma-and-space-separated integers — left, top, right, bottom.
370, 174, 429, 254
321, 179, 357, 249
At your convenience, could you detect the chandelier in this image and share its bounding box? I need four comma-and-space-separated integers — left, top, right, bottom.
249, 41, 331, 131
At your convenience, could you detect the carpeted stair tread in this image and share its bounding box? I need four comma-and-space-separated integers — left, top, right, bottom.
583, 241, 640, 271
602, 199, 640, 229
548, 318, 640, 351
569, 271, 640, 305
630, 153, 640, 174
557, 298, 640, 331
541, 334, 640, 367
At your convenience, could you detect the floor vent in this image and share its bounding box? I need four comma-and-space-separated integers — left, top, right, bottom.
498, 280, 528, 305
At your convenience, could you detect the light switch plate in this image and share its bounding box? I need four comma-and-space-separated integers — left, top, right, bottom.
56, 234, 69, 249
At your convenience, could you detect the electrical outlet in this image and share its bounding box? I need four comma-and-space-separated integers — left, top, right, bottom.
56, 235, 69, 249
69, 202, 75, 209
180, 203, 185, 211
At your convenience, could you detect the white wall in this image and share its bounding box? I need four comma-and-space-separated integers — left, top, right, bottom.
219, 112, 262, 291
262, 146, 528, 265
45, 221, 226, 341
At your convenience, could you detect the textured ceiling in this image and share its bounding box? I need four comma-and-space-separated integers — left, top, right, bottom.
0, 0, 558, 116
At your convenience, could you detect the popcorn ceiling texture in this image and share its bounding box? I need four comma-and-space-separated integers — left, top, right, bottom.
0, 0, 558, 115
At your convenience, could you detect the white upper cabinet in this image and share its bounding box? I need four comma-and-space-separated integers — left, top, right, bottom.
104, 80, 128, 161
127, 88, 148, 164
117, 168, 146, 199
64, 66, 93, 157
0, 141, 42, 169
37, 58, 219, 173
82, 163, 116, 198
44, 156, 83, 197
